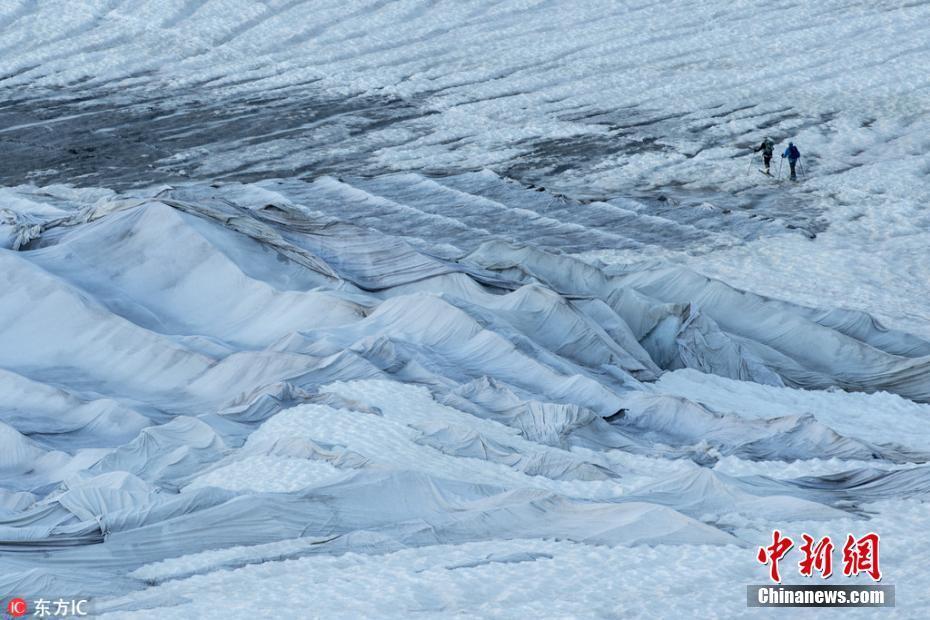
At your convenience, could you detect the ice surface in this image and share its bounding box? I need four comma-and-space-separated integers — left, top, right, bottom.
2, 1, 930, 618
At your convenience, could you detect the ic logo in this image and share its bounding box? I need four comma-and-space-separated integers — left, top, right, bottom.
5, 598, 27, 618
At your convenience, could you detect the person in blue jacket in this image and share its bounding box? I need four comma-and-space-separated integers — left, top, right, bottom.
782, 142, 801, 180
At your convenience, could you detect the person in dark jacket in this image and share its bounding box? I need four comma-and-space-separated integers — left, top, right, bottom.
754, 137, 775, 174
782, 142, 801, 180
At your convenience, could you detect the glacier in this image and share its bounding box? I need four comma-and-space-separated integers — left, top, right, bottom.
1, 0, 930, 618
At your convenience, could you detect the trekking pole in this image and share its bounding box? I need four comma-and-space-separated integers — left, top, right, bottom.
747, 153, 755, 174
777, 157, 783, 179
798, 160, 805, 179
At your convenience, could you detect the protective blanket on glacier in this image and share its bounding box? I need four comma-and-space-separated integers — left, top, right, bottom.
2, 183, 930, 604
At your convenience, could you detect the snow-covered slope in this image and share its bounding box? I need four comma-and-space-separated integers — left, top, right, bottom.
2, 0, 928, 197
2, 0, 929, 333
2, 1, 930, 618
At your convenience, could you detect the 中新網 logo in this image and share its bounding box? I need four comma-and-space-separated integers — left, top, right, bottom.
757, 530, 882, 582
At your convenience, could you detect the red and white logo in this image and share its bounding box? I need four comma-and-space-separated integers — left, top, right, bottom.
6, 598, 28, 618
757, 531, 883, 582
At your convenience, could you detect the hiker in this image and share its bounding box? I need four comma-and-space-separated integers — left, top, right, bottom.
754, 137, 775, 174
782, 142, 801, 180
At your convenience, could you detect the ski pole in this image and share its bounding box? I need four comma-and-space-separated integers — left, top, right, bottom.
777, 157, 783, 179
798, 160, 805, 178
747, 153, 755, 174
